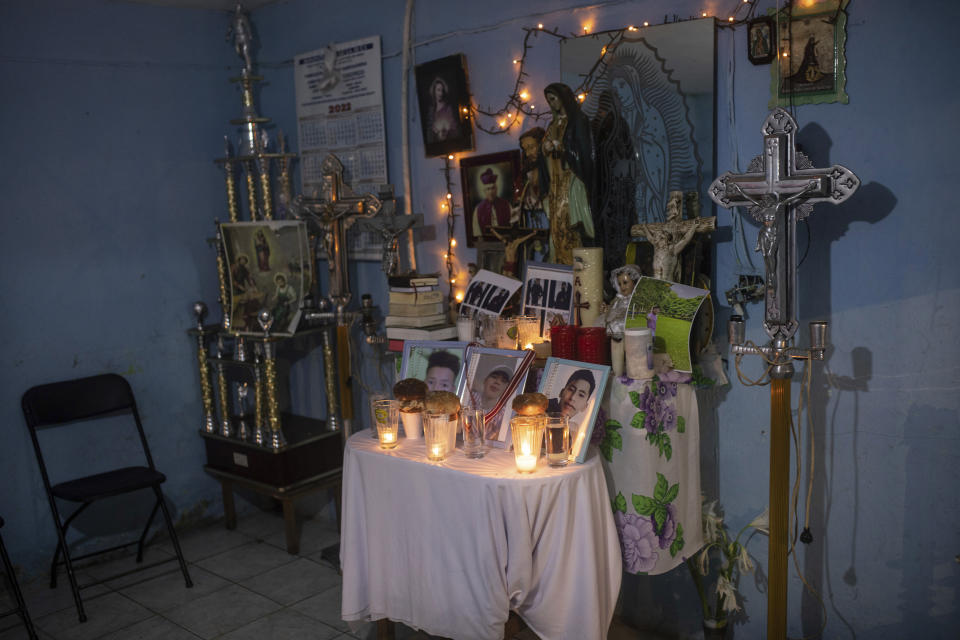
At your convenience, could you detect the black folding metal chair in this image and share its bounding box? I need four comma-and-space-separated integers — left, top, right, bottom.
21, 373, 192, 622
0, 516, 38, 639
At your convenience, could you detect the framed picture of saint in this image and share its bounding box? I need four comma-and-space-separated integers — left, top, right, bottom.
747, 16, 775, 65
414, 54, 475, 157
459, 150, 521, 248
220, 220, 311, 336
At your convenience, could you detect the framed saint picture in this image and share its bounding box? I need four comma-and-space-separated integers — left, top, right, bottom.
456, 346, 534, 447
220, 220, 311, 336
769, 0, 849, 107
747, 17, 775, 65
521, 261, 574, 339
399, 341, 468, 393
537, 358, 610, 463
414, 54, 475, 157
459, 150, 521, 248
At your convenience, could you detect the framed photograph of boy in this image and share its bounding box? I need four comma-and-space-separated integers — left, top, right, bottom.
521, 261, 573, 339
399, 341, 468, 393
414, 54, 475, 157
220, 220, 311, 336
456, 346, 534, 447
537, 358, 610, 463
459, 150, 521, 248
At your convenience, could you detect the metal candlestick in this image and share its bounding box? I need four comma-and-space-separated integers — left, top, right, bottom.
193, 301, 217, 434
257, 309, 285, 449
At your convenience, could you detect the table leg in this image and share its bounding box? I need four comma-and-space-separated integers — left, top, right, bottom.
376, 619, 395, 640
282, 498, 299, 554
221, 480, 236, 530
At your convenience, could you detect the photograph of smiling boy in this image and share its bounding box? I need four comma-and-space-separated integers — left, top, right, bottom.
424, 350, 461, 392
399, 342, 468, 393
546, 368, 596, 434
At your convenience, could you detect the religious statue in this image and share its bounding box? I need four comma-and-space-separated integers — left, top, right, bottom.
539, 83, 596, 264
600, 264, 642, 338
490, 227, 536, 279
227, 2, 254, 76
630, 190, 716, 281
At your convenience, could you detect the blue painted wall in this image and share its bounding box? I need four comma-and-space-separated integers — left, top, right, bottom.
2, 0, 958, 637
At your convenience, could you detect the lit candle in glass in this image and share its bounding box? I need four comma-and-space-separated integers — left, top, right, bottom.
511, 415, 545, 473
424, 412, 451, 461
374, 399, 400, 450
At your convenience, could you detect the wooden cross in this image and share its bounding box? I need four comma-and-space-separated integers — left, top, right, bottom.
293, 154, 381, 309
709, 108, 859, 340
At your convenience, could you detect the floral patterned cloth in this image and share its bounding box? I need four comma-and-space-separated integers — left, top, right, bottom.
597, 376, 704, 575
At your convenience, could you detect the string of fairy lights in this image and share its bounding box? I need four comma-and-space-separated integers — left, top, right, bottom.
437, 0, 821, 311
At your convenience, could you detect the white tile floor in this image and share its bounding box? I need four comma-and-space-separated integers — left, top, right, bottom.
0, 509, 638, 640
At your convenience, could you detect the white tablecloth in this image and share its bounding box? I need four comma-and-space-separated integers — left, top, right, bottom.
598, 377, 703, 576
340, 431, 622, 640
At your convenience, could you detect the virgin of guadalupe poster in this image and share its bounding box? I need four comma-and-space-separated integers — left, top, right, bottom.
560, 18, 715, 274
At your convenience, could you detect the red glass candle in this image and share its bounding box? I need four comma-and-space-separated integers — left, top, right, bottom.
550, 325, 577, 360
576, 327, 609, 365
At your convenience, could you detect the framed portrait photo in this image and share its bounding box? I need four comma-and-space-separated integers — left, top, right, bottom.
220, 220, 311, 336
399, 341, 468, 393
459, 150, 521, 248
747, 17, 775, 65
414, 54, 475, 157
538, 358, 610, 463
769, 0, 849, 107
456, 346, 534, 448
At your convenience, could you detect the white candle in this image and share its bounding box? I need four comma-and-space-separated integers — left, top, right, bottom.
430, 443, 444, 459
381, 432, 395, 444
516, 454, 538, 472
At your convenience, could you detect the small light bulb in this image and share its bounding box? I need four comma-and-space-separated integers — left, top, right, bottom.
448, 154, 454, 160
450, 238, 457, 247
499, 119, 506, 128
513, 59, 519, 64
582, 25, 589, 33
643, 21, 649, 27
450, 278, 456, 284
782, 51, 789, 57
443, 252, 448, 259
627, 25, 637, 31
520, 90, 529, 100
462, 107, 469, 114
537, 23, 543, 29
455, 291, 464, 302
702, 11, 708, 17
601, 46, 607, 55
728, 16, 734, 22
577, 93, 586, 102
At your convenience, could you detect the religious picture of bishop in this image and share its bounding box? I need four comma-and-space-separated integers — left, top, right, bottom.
460, 150, 522, 247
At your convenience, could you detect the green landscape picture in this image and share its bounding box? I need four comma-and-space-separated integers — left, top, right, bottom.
624, 277, 708, 373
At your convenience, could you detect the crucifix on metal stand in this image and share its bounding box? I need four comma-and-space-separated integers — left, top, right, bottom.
291, 154, 382, 434
709, 108, 859, 640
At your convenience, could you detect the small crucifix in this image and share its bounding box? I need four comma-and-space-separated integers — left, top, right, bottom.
709, 108, 859, 340
291, 154, 381, 310
630, 190, 717, 282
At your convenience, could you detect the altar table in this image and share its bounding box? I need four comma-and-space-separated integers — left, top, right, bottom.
340, 431, 622, 640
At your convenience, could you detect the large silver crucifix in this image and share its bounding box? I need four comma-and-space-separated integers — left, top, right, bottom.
709, 108, 859, 340
292, 154, 381, 311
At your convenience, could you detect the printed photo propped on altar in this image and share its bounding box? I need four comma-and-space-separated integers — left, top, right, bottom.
460, 269, 522, 317
400, 341, 468, 393
221, 220, 311, 336
537, 358, 610, 463
456, 346, 532, 448
521, 261, 574, 339
624, 277, 709, 373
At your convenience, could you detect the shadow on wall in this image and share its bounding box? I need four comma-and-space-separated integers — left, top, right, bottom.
790, 121, 895, 638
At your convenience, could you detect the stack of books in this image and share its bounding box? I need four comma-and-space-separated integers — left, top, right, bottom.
384, 274, 457, 342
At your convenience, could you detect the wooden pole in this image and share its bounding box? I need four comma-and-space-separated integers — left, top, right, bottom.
768, 375, 791, 640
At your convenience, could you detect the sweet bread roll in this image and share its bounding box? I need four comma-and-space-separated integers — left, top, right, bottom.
393, 378, 428, 413
425, 390, 460, 420
511, 392, 548, 416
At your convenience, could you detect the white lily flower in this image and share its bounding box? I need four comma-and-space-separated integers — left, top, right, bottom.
748, 506, 769, 535
736, 544, 754, 574
696, 547, 709, 576
702, 500, 720, 542
716, 576, 741, 612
